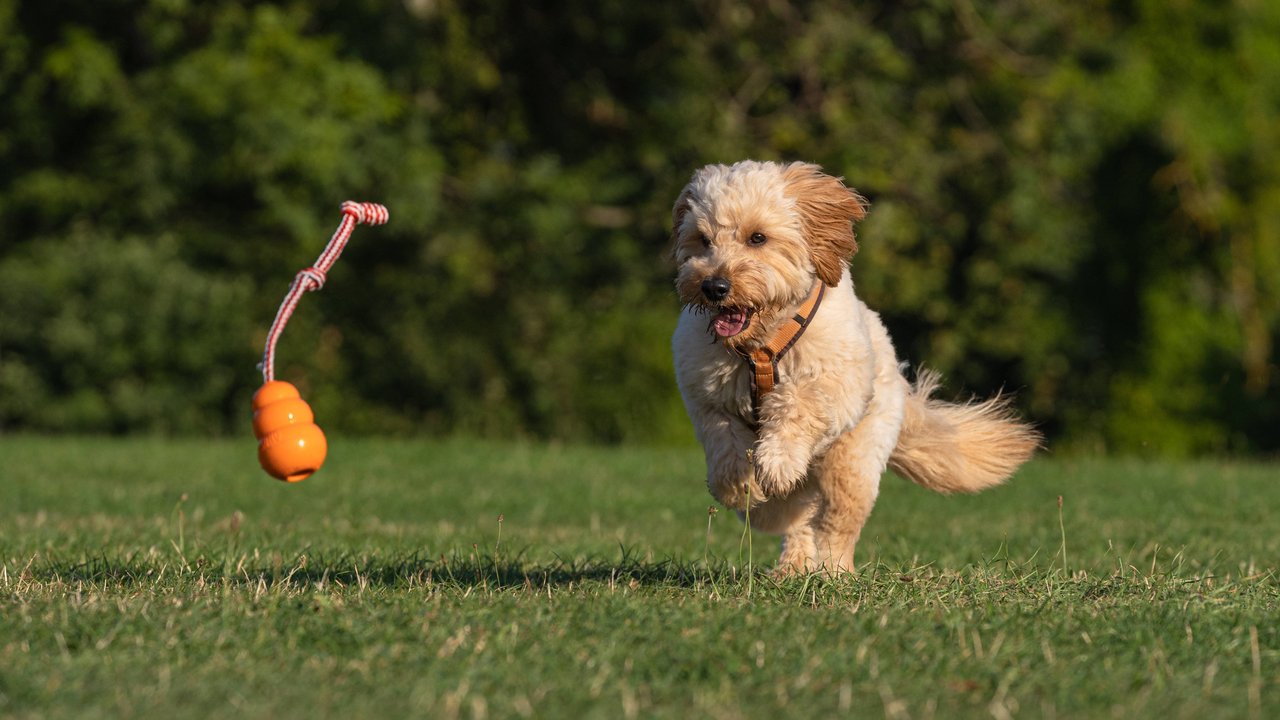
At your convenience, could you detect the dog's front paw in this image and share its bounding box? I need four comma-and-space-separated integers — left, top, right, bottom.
750, 443, 809, 499
708, 472, 765, 510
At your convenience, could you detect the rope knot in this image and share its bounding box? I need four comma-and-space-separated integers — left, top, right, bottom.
341, 201, 390, 226
296, 267, 327, 291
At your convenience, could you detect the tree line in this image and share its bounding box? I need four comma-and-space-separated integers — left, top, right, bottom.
2, 0, 1277, 454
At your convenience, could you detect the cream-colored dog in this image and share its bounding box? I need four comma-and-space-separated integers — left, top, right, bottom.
671, 160, 1040, 574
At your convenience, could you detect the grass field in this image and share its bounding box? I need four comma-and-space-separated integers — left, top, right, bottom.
1, 436, 1277, 719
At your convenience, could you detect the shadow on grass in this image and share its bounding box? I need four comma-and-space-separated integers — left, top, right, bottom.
21, 545, 761, 592
21, 547, 1262, 605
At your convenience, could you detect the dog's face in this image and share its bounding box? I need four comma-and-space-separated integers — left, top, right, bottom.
671, 161, 868, 349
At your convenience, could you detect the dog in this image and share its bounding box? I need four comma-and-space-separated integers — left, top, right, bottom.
670, 160, 1041, 574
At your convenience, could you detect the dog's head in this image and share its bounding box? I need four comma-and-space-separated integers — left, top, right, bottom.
670, 160, 868, 349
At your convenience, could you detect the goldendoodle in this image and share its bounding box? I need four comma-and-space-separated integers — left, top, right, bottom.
671, 160, 1040, 574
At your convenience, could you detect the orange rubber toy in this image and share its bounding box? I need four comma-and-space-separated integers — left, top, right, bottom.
252, 380, 326, 482
253, 201, 388, 482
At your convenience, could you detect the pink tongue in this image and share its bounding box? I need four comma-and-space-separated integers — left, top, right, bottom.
713, 310, 747, 337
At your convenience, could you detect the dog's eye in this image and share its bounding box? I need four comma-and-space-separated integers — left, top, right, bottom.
700, 233, 711, 247
748, 232, 767, 246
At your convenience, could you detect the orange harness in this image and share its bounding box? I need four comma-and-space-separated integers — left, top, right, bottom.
736, 281, 826, 424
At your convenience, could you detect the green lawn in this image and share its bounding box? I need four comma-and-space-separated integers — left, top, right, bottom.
1, 436, 1277, 719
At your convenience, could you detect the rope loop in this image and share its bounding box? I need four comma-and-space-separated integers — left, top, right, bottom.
341, 201, 390, 226
296, 267, 327, 292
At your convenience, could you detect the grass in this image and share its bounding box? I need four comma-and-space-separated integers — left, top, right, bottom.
1, 435, 1277, 719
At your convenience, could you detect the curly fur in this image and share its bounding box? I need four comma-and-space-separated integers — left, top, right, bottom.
671, 160, 1041, 574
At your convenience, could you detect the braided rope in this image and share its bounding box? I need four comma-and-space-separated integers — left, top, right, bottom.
259, 202, 390, 383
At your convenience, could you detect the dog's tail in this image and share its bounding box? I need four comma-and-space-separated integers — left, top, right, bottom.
888, 369, 1041, 494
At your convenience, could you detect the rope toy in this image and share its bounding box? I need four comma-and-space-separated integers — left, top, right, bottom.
252, 201, 389, 482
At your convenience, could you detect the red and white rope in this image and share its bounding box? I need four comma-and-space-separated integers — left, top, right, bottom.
259, 201, 389, 383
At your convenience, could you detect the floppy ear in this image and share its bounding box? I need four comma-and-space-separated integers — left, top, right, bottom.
782, 162, 868, 287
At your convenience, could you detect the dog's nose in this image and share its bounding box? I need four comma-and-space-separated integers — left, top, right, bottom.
701, 277, 731, 302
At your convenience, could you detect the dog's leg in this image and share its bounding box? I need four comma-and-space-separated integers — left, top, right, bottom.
736, 487, 821, 576
808, 377, 905, 573
751, 378, 866, 501
808, 429, 882, 572
692, 408, 763, 510
777, 523, 819, 576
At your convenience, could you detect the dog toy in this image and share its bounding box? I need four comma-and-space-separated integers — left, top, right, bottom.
253, 201, 389, 482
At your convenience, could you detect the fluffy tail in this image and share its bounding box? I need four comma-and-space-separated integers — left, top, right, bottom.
888, 369, 1042, 494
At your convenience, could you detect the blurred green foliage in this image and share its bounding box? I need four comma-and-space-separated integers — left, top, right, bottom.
1, 0, 1277, 454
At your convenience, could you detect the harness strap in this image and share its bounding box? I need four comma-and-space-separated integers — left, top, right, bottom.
737, 281, 826, 424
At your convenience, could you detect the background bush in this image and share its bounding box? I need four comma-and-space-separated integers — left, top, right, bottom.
1, 0, 1277, 454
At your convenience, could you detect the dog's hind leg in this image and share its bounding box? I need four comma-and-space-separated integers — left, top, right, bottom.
809, 371, 906, 573
809, 434, 882, 572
